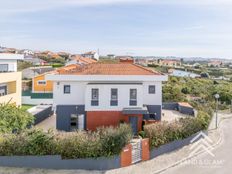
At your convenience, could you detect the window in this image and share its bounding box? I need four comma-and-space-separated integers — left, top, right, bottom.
64, 85, 71, 94
91, 88, 99, 106
70, 114, 84, 131
70, 114, 78, 131
130, 89, 137, 106
0, 85, 7, 96
111, 88, 118, 106
0, 64, 8, 72
37, 80, 46, 85
149, 85, 156, 94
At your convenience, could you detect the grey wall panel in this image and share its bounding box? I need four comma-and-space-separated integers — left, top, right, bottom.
146, 105, 162, 120
56, 105, 85, 131
0, 155, 120, 170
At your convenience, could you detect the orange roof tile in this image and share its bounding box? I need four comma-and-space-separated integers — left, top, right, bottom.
58, 63, 161, 75
72, 55, 97, 64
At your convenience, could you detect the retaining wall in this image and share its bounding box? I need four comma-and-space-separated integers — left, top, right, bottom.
150, 131, 207, 159
0, 155, 120, 170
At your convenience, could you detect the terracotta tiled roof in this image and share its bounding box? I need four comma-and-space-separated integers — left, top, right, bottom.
59, 63, 161, 75
72, 55, 97, 64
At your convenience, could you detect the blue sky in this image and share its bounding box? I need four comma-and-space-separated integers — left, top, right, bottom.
1, 0, 232, 58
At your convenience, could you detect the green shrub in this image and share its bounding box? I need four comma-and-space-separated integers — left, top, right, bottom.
0, 104, 34, 133
0, 129, 57, 156
144, 114, 210, 148
0, 124, 132, 159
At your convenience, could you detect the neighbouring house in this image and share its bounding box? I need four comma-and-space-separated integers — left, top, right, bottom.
24, 57, 49, 66
82, 51, 99, 60
22, 66, 54, 80
18, 49, 34, 57
0, 53, 24, 106
46, 61, 168, 133
207, 60, 223, 68
32, 64, 80, 93
66, 55, 97, 66
158, 59, 181, 67
22, 64, 81, 105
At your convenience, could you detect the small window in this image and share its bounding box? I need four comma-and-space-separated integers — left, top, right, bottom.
149, 85, 156, 94
0, 85, 7, 96
111, 88, 118, 106
70, 114, 78, 130
37, 80, 46, 85
91, 88, 99, 106
0, 64, 8, 72
64, 85, 71, 94
130, 89, 137, 106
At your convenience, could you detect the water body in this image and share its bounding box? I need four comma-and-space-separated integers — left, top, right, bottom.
170, 69, 200, 78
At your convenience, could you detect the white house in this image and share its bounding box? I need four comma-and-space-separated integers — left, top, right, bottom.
82, 51, 99, 60
46, 60, 167, 133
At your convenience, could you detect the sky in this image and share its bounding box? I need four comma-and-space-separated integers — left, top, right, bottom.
1, 0, 232, 58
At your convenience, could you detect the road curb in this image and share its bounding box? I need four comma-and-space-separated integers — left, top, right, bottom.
153, 116, 229, 174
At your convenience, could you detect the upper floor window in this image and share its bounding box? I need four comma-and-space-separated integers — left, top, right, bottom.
0, 64, 8, 72
130, 89, 137, 106
64, 85, 71, 94
149, 85, 156, 94
91, 88, 99, 106
37, 80, 46, 85
111, 88, 118, 106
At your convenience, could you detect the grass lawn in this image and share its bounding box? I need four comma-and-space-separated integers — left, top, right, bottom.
21, 104, 35, 111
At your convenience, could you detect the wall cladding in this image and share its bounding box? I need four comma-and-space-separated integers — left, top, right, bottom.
56, 105, 85, 131
0, 155, 120, 170
162, 102, 194, 116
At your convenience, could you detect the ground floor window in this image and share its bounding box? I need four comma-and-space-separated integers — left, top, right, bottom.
70, 114, 84, 131
0, 84, 7, 96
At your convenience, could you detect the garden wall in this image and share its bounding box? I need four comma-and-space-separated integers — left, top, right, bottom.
0, 132, 205, 170
150, 131, 207, 159
162, 102, 194, 116
0, 155, 120, 170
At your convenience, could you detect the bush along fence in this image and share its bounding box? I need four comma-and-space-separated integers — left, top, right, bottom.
0, 116, 209, 170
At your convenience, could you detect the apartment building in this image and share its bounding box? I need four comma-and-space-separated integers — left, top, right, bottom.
47, 60, 167, 133
0, 53, 24, 105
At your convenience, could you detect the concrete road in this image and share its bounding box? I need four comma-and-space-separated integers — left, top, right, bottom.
163, 118, 232, 174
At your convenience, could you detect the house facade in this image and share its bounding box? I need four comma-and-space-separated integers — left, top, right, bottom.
0, 53, 23, 106
82, 51, 99, 60
47, 62, 167, 133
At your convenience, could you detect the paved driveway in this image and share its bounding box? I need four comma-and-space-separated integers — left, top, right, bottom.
163, 117, 232, 174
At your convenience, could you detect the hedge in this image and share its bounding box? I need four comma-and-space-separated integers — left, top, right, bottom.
144, 111, 211, 148
0, 124, 132, 159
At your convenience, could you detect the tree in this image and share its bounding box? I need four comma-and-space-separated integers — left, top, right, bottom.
17, 61, 33, 71
0, 104, 34, 133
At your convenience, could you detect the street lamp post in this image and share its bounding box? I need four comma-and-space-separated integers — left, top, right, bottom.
214, 94, 220, 129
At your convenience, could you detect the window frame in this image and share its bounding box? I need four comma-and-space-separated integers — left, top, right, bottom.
63, 85, 71, 94
129, 88, 137, 106
110, 88, 118, 106
0, 64, 9, 72
148, 85, 156, 94
37, 80, 47, 86
91, 88, 99, 106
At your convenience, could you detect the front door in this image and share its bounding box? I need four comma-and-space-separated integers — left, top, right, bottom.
129, 116, 138, 135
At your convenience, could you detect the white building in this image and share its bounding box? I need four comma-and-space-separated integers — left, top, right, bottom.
0, 53, 24, 105
82, 51, 99, 60
46, 61, 167, 133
